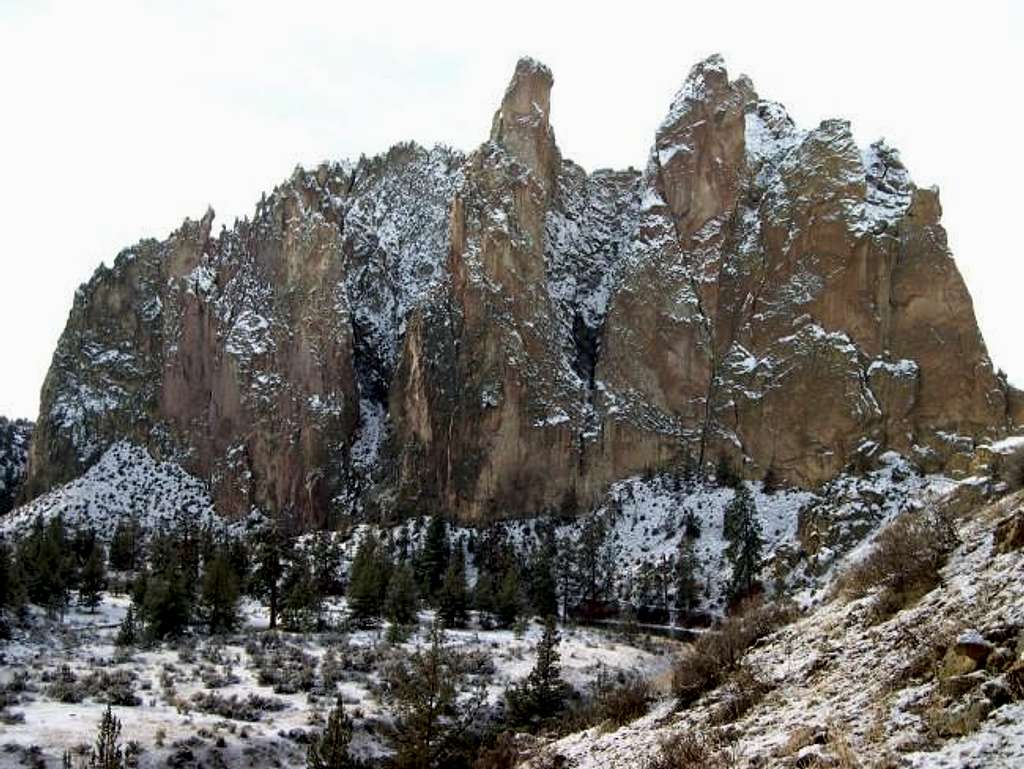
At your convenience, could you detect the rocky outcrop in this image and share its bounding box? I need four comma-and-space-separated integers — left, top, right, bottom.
19, 56, 1019, 525
0, 417, 32, 516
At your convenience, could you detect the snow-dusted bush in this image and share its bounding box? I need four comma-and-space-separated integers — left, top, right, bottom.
190, 691, 286, 722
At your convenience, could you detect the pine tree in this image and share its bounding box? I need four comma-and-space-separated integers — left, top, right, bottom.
0, 540, 26, 615
200, 550, 241, 634
716, 454, 739, 488
108, 518, 140, 572
472, 570, 497, 629
384, 562, 419, 627
116, 604, 138, 647
673, 537, 701, 613
20, 515, 73, 618
682, 507, 702, 539
495, 567, 522, 629
526, 532, 558, 620
436, 550, 469, 628
419, 515, 449, 601
556, 534, 577, 620
681, 448, 699, 493
506, 617, 567, 725
762, 465, 781, 495
723, 483, 755, 542
251, 523, 288, 630
384, 623, 485, 769
138, 565, 191, 640
307, 697, 354, 769
310, 532, 344, 598
348, 533, 391, 625
79, 542, 107, 612
89, 705, 123, 769
724, 485, 764, 600
280, 557, 324, 632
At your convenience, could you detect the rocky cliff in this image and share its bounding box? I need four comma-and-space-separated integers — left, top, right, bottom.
20, 56, 1017, 526
0, 417, 32, 515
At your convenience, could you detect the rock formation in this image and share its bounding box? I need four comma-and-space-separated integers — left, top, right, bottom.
0, 417, 32, 516
19, 55, 1018, 526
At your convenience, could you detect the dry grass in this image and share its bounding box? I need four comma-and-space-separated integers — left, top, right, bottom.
642, 732, 739, 769
836, 507, 959, 622
672, 599, 796, 707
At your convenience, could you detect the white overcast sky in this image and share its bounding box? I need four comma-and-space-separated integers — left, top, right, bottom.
1, 0, 1021, 419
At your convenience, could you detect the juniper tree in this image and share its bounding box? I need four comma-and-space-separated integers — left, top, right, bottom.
89, 705, 124, 769
724, 485, 764, 600
137, 565, 191, 639
280, 557, 324, 632
200, 550, 241, 634
19, 515, 73, 618
79, 542, 107, 612
107, 518, 140, 572
526, 528, 558, 619
307, 697, 354, 769
418, 515, 449, 601
0, 540, 26, 616
116, 604, 138, 647
495, 567, 522, 629
384, 623, 485, 769
436, 549, 469, 628
506, 616, 567, 725
472, 570, 498, 629
348, 533, 391, 625
673, 537, 701, 613
310, 532, 344, 598
384, 562, 419, 627
251, 523, 288, 629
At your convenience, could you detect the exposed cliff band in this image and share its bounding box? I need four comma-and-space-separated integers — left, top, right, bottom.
21, 55, 1021, 526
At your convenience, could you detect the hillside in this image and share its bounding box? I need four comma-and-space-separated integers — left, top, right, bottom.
525, 485, 1024, 768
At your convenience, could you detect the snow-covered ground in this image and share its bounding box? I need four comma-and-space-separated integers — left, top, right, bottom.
523, 486, 1024, 768
0, 596, 677, 769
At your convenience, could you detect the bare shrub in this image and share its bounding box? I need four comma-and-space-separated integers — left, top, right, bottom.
643, 732, 736, 769
997, 442, 1024, 491
836, 507, 959, 621
563, 673, 652, 732
672, 599, 795, 707
708, 666, 771, 725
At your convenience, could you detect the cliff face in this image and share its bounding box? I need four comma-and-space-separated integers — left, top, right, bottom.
21, 56, 1017, 525
0, 417, 32, 516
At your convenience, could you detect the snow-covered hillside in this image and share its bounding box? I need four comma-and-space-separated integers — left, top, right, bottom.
2, 440, 955, 620
522, 487, 1024, 769
0, 442, 249, 541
